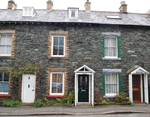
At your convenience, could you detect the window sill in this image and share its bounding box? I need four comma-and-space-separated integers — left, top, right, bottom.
103, 57, 121, 60
103, 94, 117, 98
46, 95, 64, 98
0, 94, 11, 97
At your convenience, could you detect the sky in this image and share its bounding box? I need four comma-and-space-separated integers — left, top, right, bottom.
0, 0, 150, 13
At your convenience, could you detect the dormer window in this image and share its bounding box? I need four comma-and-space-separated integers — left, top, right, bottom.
23, 7, 36, 16
68, 8, 79, 19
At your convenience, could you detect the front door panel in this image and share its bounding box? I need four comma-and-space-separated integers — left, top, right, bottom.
22, 75, 36, 103
78, 75, 89, 102
133, 75, 141, 103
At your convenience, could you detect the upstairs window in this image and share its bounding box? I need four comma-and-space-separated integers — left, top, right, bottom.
102, 33, 121, 60
23, 7, 35, 16
68, 8, 79, 19
105, 36, 117, 57
52, 36, 65, 57
0, 34, 12, 56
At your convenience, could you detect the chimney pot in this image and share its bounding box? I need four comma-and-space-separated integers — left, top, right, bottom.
8, 0, 16, 9
85, 0, 91, 11
47, 0, 53, 10
119, 1, 127, 13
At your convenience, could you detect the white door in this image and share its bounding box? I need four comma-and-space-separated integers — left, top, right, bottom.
22, 74, 36, 103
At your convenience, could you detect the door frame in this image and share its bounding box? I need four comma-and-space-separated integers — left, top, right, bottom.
21, 74, 36, 103
74, 65, 95, 106
128, 67, 149, 104
77, 74, 90, 103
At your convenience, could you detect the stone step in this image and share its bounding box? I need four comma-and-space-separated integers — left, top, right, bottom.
76, 102, 92, 106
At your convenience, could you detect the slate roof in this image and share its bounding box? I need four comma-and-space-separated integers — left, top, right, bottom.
0, 9, 150, 26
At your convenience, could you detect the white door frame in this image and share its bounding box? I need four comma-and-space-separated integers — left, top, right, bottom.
129, 67, 149, 104
21, 74, 36, 103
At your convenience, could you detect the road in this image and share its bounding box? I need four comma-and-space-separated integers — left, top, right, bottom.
2, 114, 150, 117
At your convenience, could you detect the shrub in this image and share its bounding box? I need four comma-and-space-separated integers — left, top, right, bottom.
55, 98, 62, 103
115, 91, 130, 104
61, 98, 69, 103
66, 91, 75, 104
2, 99, 21, 107
33, 99, 43, 107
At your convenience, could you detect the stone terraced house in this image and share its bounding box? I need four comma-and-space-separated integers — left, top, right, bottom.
0, 0, 150, 106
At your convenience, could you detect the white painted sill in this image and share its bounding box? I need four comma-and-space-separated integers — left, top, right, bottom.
51, 55, 65, 58
49, 93, 64, 96
0, 54, 11, 57
0, 92, 9, 94
103, 57, 121, 60
103, 94, 118, 98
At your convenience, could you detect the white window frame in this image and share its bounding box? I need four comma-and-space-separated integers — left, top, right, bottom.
104, 36, 118, 59
68, 8, 79, 19
23, 7, 34, 16
105, 73, 119, 97
51, 35, 65, 57
0, 72, 9, 94
50, 72, 64, 95
0, 34, 12, 57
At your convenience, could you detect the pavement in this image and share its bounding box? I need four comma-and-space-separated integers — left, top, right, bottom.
0, 104, 150, 116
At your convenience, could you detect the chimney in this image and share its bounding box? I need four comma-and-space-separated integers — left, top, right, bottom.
47, 0, 53, 10
7, 0, 16, 9
85, 0, 91, 11
119, 1, 127, 13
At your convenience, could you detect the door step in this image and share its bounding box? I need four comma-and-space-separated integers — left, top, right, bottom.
76, 102, 91, 106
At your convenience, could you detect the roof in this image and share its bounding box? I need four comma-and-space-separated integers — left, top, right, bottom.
0, 9, 150, 26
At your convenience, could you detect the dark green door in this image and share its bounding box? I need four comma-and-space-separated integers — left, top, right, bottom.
78, 75, 89, 102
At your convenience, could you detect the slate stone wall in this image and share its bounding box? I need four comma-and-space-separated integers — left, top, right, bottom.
0, 22, 150, 101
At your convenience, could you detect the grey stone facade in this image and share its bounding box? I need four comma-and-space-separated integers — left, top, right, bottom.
0, 22, 150, 101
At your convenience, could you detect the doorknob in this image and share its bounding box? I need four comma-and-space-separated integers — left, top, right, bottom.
32, 89, 34, 91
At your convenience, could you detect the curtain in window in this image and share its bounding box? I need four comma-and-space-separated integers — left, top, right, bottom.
0, 72, 9, 93
0, 34, 12, 55
105, 36, 117, 57
52, 73, 63, 93
105, 73, 118, 94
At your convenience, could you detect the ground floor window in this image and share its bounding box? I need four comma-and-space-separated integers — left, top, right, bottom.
102, 69, 122, 97
50, 72, 64, 95
0, 72, 9, 94
105, 73, 118, 96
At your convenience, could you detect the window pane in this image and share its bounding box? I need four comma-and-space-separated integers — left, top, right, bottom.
59, 47, 64, 55
0, 73, 2, 81
24, 9, 27, 15
57, 74, 62, 93
59, 37, 64, 46
0, 46, 5, 54
71, 10, 75, 17
6, 46, 11, 54
6, 35, 12, 45
53, 46, 58, 55
3, 82, 9, 92
28, 9, 32, 15
52, 74, 57, 93
4, 73, 9, 81
0, 82, 3, 92
53, 37, 58, 45
0, 35, 6, 45
105, 73, 118, 94
52, 73, 63, 94
111, 38, 116, 46
105, 38, 111, 47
